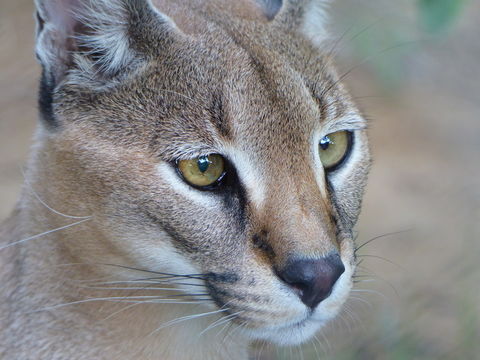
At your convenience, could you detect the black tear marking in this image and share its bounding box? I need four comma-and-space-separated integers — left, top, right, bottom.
143, 210, 202, 254
218, 159, 248, 228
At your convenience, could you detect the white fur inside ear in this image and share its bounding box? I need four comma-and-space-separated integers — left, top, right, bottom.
73, 0, 138, 76
35, 0, 175, 83
300, 0, 331, 46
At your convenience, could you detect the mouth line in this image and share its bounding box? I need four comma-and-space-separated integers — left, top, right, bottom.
257, 313, 315, 333
283, 315, 316, 330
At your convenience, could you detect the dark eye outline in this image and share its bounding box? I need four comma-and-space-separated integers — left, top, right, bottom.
320, 130, 354, 173
174, 154, 228, 191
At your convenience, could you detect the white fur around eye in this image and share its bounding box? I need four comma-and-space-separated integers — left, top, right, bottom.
156, 163, 219, 208
221, 148, 266, 207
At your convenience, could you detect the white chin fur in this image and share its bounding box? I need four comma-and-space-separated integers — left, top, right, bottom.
246, 318, 328, 346
241, 263, 354, 346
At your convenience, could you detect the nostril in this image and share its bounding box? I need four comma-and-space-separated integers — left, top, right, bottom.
287, 282, 306, 298
276, 253, 345, 309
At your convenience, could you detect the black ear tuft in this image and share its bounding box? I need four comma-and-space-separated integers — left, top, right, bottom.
33, 0, 179, 127
38, 68, 58, 128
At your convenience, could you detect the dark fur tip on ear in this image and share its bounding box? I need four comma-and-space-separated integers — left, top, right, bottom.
261, 0, 283, 20
38, 68, 58, 128
35, 11, 45, 33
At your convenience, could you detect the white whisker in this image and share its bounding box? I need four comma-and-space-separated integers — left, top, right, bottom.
80, 285, 203, 292
148, 308, 231, 336
21, 167, 91, 220
28, 297, 209, 313
340, 305, 355, 331
0, 218, 91, 251
348, 296, 373, 308
216, 319, 235, 340
314, 334, 326, 357
198, 311, 243, 337
297, 344, 305, 360
100, 302, 145, 322
354, 275, 399, 296
311, 334, 321, 359
87, 280, 205, 287
335, 313, 350, 333
344, 304, 364, 330
81, 280, 171, 285
257, 340, 268, 360
318, 330, 332, 354
222, 319, 248, 344
351, 288, 389, 302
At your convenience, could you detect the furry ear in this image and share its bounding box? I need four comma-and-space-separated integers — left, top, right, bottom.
255, 0, 283, 20
34, 0, 176, 85
298, 0, 331, 45
261, 0, 331, 45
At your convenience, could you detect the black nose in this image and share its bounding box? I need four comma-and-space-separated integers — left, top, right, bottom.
276, 253, 345, 309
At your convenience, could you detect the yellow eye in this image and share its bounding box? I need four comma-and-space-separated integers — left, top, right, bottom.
177, 154, 226, 188
319, 131, 352, 170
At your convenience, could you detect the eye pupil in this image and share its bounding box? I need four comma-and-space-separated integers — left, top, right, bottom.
320, 136, 332, 150
197, 156, 210, 173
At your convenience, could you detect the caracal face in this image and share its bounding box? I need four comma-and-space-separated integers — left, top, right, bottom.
30, 0, 370, 346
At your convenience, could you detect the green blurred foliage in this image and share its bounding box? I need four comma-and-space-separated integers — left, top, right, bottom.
345, 0, 470, 90
349, 21, 412, 89
418, 0, 470, 33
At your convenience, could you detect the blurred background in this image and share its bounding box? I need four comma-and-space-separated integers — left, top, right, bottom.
1, 0, 478, 359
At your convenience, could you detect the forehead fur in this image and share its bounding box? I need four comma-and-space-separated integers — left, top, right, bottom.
55, 2, 350, 160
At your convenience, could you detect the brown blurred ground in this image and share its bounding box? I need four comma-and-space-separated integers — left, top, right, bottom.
1, 1, 479, 359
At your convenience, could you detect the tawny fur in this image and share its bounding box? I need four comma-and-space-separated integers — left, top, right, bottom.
0, 0, 370, 359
